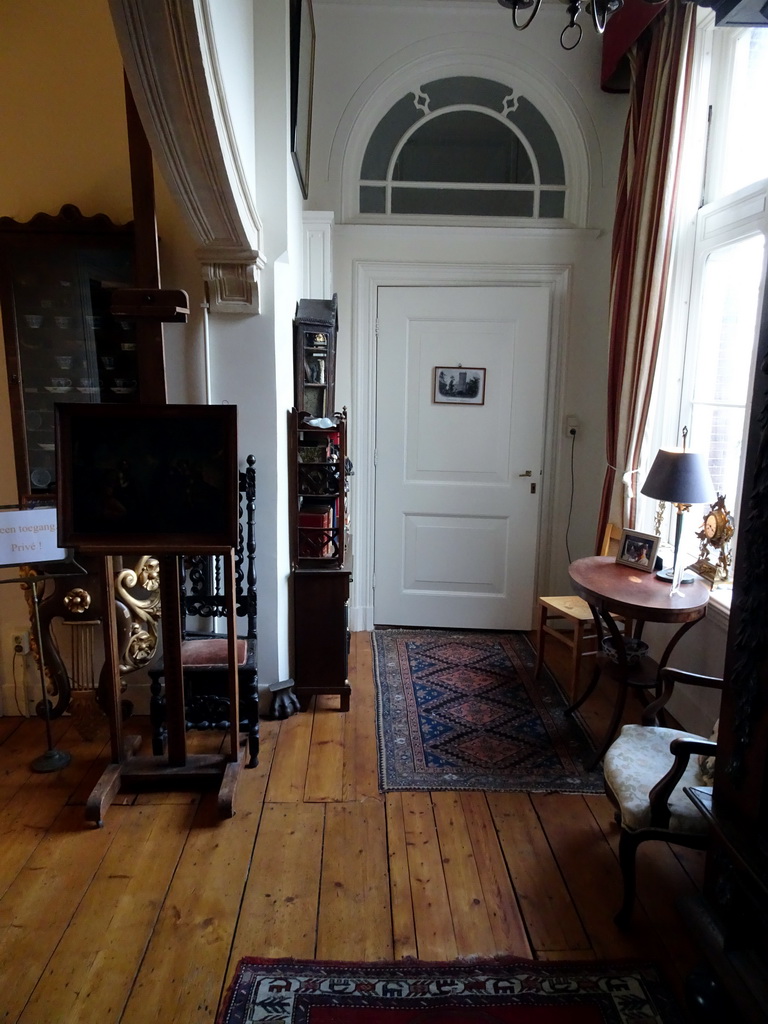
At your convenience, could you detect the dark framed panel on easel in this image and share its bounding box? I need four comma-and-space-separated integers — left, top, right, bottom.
55, 402, 239, 554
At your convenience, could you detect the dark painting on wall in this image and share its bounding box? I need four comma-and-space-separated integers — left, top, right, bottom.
55, 403, 239, 553
290, 0, 315, 198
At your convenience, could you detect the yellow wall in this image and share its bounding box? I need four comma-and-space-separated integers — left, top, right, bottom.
0, 0, 132, 224
0, 0, 166, 711
0, 0, 134, 498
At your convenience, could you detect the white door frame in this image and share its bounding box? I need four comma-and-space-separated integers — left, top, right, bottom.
349, 260, 571, 632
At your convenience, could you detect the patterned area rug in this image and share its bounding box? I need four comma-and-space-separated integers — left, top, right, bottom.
372, 629, 602, 793
217, 957, 683, 1023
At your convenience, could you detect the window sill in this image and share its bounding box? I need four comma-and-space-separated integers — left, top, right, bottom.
706, 584, 732, 630
669, 543, 732, 630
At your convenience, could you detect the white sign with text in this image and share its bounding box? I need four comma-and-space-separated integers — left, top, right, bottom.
0, 507, 67, 567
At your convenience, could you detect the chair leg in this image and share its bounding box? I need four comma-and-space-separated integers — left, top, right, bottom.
614, 829, 641, 928
246, 723, 259, 768
568, 620, 586, 702
243, 678, 260, 769
534, 603, 547, 679
149, 674, 166, 757
239, 671, 260, 770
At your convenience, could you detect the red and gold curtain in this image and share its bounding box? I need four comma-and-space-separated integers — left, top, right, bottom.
597, 0, 696, 547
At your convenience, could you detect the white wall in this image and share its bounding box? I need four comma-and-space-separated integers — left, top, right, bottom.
165, 0, 301, 695
308, 0, 628, 613
644, 606, 727, 735
196, 0, 304, 694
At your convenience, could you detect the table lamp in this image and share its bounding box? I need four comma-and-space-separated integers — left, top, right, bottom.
640, 432, 714, 584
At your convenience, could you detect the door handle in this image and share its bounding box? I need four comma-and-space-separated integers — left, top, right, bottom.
518, 470, 532, 477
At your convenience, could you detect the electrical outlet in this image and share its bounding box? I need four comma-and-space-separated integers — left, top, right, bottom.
11, 630, 29, 655
565, 415, 580, 437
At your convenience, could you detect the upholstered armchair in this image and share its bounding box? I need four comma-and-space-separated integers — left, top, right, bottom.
602, 666, 722, 927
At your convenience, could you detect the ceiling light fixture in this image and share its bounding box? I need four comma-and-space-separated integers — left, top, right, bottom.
497, 0, 624, 50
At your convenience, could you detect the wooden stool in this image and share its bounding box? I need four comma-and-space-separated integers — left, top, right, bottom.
534, 524, 630, 699
534, 596, 598, 701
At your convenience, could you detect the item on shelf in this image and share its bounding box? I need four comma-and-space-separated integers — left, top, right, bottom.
602, 636, 649, 665
304, 355, 325, 383
298, 443, 328, 463
299, 463, 339, 496
298, 504, 333, 557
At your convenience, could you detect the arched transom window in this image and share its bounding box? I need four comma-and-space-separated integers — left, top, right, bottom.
359, 76, 566, 219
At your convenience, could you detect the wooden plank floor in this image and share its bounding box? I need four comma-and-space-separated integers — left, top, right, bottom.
0, 632, 706, 1023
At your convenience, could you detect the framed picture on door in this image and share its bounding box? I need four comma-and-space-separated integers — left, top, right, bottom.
433, 366, 486, 405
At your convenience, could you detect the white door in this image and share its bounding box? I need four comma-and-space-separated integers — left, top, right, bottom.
374, 285, 549, 630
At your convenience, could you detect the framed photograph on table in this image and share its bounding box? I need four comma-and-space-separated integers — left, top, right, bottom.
615, 529, 660, 572
290, 0, 316, 199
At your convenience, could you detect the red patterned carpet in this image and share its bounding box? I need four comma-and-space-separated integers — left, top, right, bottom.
372, 629, 602, 793
217, 957, 683, 1023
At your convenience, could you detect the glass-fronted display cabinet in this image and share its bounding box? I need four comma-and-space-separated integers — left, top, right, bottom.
0, 204, 138, 498
293, 294, 338, 419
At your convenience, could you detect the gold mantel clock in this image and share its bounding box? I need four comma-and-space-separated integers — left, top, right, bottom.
689, 493, 734, 585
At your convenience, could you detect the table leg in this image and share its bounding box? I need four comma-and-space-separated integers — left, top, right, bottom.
534, 602, 547, 679
566, 660, 601, 715
566, 603, 604, 714
588, 676, 630, 770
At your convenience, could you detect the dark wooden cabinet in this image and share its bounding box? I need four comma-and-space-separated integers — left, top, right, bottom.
292, 568, 350, 710
293, 295, 338, 419
288, 404, 351, 710
0, 205, 138, 499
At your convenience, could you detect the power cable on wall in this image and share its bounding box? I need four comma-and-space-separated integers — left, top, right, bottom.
12, 650, 26, 716
565, 427, 577, 563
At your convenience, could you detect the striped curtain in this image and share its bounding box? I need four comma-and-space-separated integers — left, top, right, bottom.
597, 0, 696, 547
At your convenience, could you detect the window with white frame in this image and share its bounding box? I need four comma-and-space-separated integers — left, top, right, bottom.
358, 76, 567, 220
638, 19, 768, 592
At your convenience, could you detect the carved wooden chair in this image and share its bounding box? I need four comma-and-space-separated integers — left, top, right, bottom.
602, 665, 722, 927
148, 455, 259, 766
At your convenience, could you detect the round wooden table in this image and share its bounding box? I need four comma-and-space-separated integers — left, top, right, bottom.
567, 555, 710, 767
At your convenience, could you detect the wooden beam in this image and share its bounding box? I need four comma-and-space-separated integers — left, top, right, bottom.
122, 74, 167, 405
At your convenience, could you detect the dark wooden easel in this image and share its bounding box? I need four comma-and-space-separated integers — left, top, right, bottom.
85, 80, 244, 826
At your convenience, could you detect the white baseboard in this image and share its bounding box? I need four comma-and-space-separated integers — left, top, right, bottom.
349, 604, 373, 632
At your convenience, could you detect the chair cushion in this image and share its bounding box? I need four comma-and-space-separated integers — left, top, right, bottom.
180, 638, 247, 668
603, 724, 711, 834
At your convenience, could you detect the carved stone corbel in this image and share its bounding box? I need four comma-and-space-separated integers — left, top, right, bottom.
200, 248, 266, 313
109, 0, 267, 315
